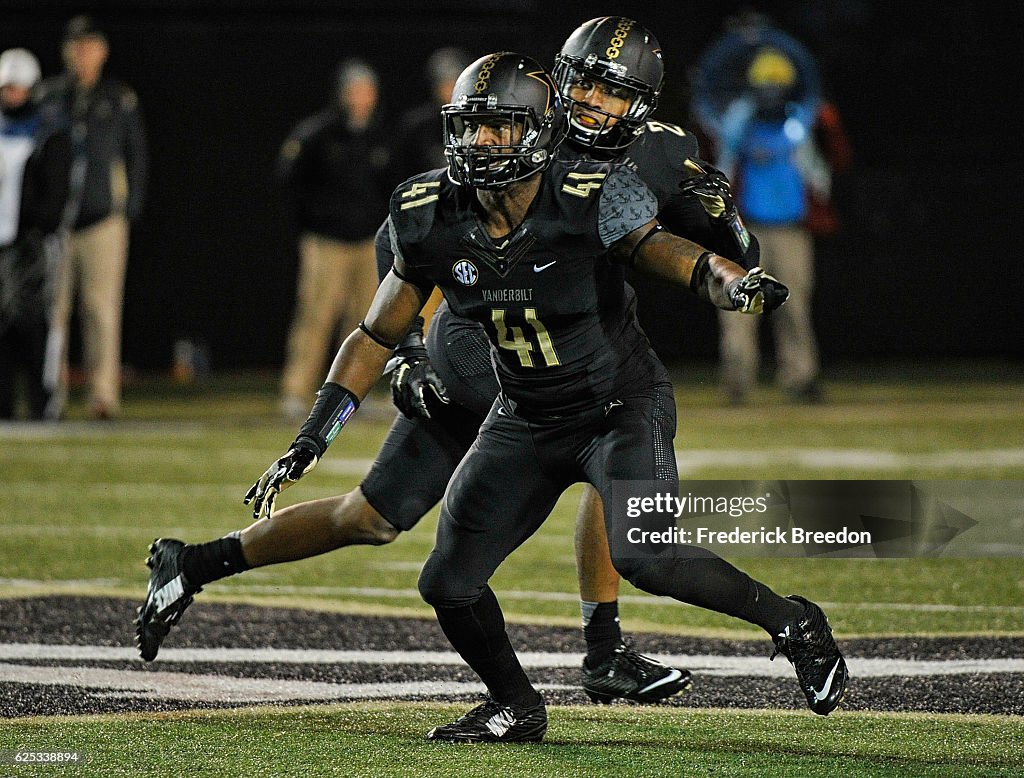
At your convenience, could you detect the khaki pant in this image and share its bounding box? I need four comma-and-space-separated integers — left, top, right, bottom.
280, 233, 379, 403
50, 214, 129, 415
718, 224, 819, 398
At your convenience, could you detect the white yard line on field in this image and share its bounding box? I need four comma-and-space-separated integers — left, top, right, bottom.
0, 643, 1021, 708
2, 644, 1023, 677
0, 661, 500, 703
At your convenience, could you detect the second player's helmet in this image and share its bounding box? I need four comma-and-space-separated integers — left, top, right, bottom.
443, 52, 566, 189
553, 17, 664, 152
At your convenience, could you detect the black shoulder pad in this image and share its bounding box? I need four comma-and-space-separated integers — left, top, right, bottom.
597, 163, 659, 247
637, 121, 700, 172
539, 158, 614, 237
390, 169, 449, 246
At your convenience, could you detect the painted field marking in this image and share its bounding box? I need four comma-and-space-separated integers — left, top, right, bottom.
2, 644, 1023, 678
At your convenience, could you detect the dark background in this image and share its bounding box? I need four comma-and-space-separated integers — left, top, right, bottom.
3, 0, 1020, 372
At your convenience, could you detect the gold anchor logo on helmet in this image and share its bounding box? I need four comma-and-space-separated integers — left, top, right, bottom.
474, 54, 500, 93
605, 18, 634, 60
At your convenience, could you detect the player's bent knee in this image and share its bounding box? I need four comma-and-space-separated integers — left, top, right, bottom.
417, 556, 477, 608
356, 511, 400, 545
328, 491, 400, 546
417, 559, 446, 605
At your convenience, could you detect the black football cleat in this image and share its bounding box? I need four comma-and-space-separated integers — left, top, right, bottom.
134, 538, 201, 662
582, 641, 692, 704
771, 595, 849, 715
426, 695, 547, 743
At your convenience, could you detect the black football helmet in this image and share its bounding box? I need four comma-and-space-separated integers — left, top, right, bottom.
443, 52, 566, 189
553, 17, 664, 152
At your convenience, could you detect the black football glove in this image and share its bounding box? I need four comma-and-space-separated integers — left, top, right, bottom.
389, 323, 449, 420
681, 158, 752, 256
681, 158, 736, 220
728, 266, 790, 314
243, 438, 319, 520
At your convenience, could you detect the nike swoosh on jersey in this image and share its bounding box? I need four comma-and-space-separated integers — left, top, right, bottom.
533, 261, 557, 272
812, 659, 843, 702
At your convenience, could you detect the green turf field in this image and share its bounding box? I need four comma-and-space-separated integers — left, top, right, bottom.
2, 361, 1022, 776
5, 704, 1023, 777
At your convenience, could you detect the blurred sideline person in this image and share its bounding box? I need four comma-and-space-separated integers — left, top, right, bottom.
391, 47, 473, 329
692, 13, 848, 404
277, 59, 393, 422
42, 15, 148, 420
134, 17, 763, 707
393, 46, 471, 184
137, 51, 848, 738
0, 48, 72, 419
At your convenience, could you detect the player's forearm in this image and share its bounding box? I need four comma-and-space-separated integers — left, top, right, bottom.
323, 270, 427, 399
699, 254, 749, 309
625, 224, 745, 308
323, 328, 395, 401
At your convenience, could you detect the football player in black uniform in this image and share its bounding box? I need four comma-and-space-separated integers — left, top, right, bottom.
137, 18, 741, 707
235, 53, 842, 741
384, 17, 762, 702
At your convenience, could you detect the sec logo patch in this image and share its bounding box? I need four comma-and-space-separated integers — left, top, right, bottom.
452, 259, 478, 286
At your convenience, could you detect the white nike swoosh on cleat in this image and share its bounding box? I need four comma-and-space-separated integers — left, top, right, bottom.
485, 710, 515, 737
533, 261, 557, 272
812, 659, 843, 703
638, 668, 683, 693
152, 574, 185, 614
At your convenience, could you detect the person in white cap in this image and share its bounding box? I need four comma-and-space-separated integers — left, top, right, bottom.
0, 48, 72, 419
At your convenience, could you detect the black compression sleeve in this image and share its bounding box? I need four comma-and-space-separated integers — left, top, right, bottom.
295, 382, 360, 456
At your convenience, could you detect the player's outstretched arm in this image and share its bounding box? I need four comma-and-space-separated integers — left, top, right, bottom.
614, 219, 789, 313
244, 271, 427, 520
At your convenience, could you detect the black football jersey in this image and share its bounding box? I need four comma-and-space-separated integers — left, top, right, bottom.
389, 161, 668, 418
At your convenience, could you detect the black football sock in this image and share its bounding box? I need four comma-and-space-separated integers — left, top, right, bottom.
737, 579, 806, 635
581, 600, 622, 667
624, 556, 804, 637
433, 586, 541, 709
678, 560, 803, 635
180, 532, 251, 587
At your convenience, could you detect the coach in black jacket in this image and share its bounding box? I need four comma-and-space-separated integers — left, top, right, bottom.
275, 59, 393, 421
41, 15, 148, 420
